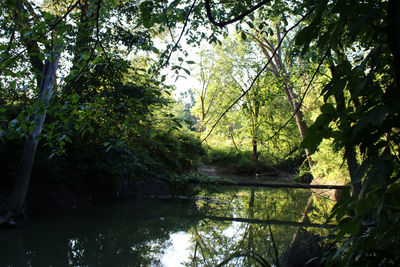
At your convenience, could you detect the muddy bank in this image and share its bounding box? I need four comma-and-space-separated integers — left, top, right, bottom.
199, 164, 294, 182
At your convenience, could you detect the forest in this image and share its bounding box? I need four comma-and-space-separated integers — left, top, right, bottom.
0, 0, 399, 266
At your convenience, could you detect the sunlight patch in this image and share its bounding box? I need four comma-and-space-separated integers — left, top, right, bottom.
161, 232, 192, 267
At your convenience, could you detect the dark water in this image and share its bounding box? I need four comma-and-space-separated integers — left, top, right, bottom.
0, 183, 332, 266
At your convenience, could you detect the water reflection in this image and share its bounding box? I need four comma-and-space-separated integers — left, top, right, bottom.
184, 188, 311, 266
0, 187, 334, 266
1, 199, 200, 266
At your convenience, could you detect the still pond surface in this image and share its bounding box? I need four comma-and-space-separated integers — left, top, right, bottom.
1, 178, 334, 266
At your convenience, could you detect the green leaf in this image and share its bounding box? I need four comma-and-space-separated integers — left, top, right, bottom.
337, 217, 360, 239
71, 94, 80, 104
369, 105, 388, 127
140, 1, 153, 29
151, 46, 160, 54
351, 159, 369, 185
353, 105, 388, 136
301, 131, 323, 153
320, 103, 335, 115
241, 32, 247, 41
295, 25, 318, 48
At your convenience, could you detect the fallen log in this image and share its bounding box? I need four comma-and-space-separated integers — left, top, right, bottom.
203, 215, 336, 228
217, 181, 349, 190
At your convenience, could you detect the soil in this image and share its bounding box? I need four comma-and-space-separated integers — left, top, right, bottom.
199, 163, 294, 182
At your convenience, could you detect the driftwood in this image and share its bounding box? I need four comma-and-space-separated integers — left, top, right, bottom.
217, 181, 349, 190
203, 215, 336, 228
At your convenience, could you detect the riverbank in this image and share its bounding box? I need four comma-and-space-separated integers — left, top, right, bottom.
199, 163, 295, 183
0, 175, 172, 222
0, 160, 318, 224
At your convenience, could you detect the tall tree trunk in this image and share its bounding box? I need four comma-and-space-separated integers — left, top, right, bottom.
228, 125, 241, 154
252, 29, 313, 168
7, 45, 62, 215
346, 146, 361, 196
250, 97, 260, 162
329, 60, 361, 196
252, 139, 258, 161
282, 82, 313, 168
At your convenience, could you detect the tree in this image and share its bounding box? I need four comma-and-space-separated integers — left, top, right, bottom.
7, 45, 62, 215
196, 0, 400, 263
293, 0, 400, 263
0, 0, 200, 217
243, 16, 313, 167
191, 34, 301, 164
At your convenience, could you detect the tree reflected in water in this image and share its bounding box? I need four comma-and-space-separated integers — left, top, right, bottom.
186, 187, 319, 266
0, 199, 200, 266
0, 187, 336, 266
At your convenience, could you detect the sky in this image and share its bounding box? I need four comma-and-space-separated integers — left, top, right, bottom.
160, 36, 205, 101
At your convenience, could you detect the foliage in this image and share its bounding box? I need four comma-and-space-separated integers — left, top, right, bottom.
190, 0, 400, 264
190, 34, 303, 166
293, 0, 400, 264
191, 187, 312, 266
310, 139, 350, 184
0, 0, 206, 209
1, 0, 399, 265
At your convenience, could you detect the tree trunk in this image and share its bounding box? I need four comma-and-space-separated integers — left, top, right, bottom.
283, 83, 313, 168
329, 60, 361, 196
251, 97, 260, 162
289, 196, 314, 248
253, 30, 313, 168
346, 146, 361, 196
252, 139, 258, 161
7, 45, 62, 215
228, 126, 241, 154
203, 214, 335, 228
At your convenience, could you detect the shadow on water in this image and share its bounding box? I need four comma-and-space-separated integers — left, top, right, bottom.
0, 183, 334, 266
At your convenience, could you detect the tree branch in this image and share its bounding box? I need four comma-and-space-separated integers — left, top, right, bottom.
264, 51, 328, 143
157, 0, 198, 72
0, 0, 80, 72
205, 0, 273, 28
201, 11, 313, 143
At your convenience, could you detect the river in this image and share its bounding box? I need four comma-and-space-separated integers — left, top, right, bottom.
0, 176, 334, 266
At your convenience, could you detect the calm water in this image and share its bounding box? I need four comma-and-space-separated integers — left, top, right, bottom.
0, 183, 333, 266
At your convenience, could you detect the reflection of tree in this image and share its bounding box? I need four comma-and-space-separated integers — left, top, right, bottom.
1, 188, 336, 266
0, 199, 200, 266
187, 187, 312, 266
281, 191, 338, 266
